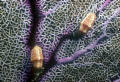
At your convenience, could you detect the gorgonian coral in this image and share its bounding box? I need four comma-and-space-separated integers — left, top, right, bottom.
0, 0, 120, 82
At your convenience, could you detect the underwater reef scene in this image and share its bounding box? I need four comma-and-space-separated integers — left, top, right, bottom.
0, 0, 120, 82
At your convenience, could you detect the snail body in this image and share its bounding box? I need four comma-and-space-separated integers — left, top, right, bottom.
31, 46, 44, 68
79, 13, 96, 34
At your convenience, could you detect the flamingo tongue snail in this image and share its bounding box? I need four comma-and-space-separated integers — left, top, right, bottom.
31, 46, 44, 68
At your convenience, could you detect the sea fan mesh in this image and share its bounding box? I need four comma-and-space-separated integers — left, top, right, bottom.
0, 0, 120, 82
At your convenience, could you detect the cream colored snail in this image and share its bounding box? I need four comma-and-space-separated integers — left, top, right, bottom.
79, 13, 96, 34
31, 46, 44, 68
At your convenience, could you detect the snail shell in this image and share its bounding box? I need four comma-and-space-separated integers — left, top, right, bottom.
31, 46, 44, 68
79, 13, 96, 34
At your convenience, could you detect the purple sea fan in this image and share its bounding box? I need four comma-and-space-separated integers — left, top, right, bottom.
0, 0, 120, 82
